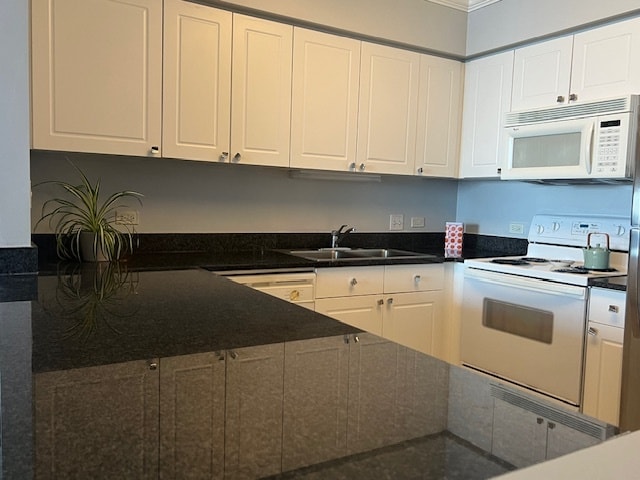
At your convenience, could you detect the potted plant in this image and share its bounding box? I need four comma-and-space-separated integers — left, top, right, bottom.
35, 162, 143, 262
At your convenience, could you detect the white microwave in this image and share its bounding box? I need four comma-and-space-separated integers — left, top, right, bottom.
501, 95, 639, 182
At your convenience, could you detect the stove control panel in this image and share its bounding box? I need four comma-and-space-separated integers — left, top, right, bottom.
529, 214, 630, 251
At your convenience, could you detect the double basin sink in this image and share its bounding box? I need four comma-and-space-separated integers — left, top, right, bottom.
286, 248, 437, 262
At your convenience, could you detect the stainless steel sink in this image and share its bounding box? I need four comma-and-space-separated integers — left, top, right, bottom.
285, 248, 436, 262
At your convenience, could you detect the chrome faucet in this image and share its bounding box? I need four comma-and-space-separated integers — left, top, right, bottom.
331, 225, 356, 248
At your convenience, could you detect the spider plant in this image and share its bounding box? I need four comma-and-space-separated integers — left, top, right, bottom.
35, 162, 143, 261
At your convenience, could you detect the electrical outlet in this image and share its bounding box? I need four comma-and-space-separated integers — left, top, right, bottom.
509, 222, 525, 234
389, 214, 404, 231
410, 217, 425, 228
115, 210, 139, 225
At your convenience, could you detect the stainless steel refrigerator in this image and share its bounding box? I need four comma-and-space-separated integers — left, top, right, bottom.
621, 147, 640, 431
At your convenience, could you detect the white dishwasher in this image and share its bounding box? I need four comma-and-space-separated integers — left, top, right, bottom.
224, 271, 316, 310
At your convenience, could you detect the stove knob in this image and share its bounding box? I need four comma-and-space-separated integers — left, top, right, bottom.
616, 225, 626, 236
552, 221, 560, 231
536, 224, 544, 234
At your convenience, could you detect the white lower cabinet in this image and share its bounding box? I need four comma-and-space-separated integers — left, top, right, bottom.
492, 399, 600, 468
35, 360, 160, 480
583, 288, 626, 426
315, 264, 444, 357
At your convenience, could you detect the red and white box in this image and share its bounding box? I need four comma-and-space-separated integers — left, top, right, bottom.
445, 222, 464, 257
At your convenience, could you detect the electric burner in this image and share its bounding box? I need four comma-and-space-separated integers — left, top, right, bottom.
574, 266, 619, 273
551, 267, 590, 274
491, 259, 531, 265
520, 257, 548, 263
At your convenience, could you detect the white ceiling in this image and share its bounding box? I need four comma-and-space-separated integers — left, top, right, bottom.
426, 0, 502, 12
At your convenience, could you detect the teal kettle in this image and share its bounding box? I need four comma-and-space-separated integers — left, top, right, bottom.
583, 233, 610, 270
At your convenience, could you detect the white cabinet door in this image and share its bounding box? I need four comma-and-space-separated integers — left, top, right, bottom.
357, 43, 420, 175
583, 323, 624, 426
571, 17, 640, 103
162, 0, 232, 162
230, 15, 293, 167
415, 55, 463, 178
383, 291, 443, 356
159, 351, 226, 480
282, 336, 349, 472
316, 296, 383, 336
31, 0, 163, 157
35, 360, 160, 480
225, 343, 285, 479
511, 36, 573, 111
290, 28, 361, 171
459, 51, 514, 179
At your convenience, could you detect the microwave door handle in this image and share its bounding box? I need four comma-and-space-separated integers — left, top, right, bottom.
585, 122, 595, 174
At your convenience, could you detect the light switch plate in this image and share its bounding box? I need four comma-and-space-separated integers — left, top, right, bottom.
389, 214, 404, 231
410, 217, 425, 228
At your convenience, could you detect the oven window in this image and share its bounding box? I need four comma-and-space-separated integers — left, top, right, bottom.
482, 298, 553, 344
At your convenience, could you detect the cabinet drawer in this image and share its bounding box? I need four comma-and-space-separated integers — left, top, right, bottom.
229, 273, 315, 304
384, 264, 444, 293
316, 267, 384, 298
589, 288, 626, 328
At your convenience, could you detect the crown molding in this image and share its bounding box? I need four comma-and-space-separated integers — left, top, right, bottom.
426, 0, 502, 12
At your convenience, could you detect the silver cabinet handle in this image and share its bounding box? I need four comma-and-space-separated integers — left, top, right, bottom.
219, 152, 229, 162
233, 153, 241, 162
414, 274, 421, 283
588, 327, 598, 336
609, 305, 620, 313
150, 146, 160, 154
149, 362, 158, 370
387, 297, 394, 305
228, 350, 238, 360
556, 95, 565, 103
353, 335, 359, 343
349, 162, 356, 170
350, 278, 358, 286
359, 163, 366, 171
569, 93, 578, 102
377, 298, 384, 306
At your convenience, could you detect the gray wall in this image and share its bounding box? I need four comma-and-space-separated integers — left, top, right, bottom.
31, 152, 458, 234
0, 0, 30, 248
467, 0, 640, 55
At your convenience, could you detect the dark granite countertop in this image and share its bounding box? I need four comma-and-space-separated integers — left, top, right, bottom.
591, 276, 627, 292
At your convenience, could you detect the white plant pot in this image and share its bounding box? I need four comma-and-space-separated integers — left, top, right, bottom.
80, 232, 109, 262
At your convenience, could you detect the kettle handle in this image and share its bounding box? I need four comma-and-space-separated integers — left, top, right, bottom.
587, 232, 610, 249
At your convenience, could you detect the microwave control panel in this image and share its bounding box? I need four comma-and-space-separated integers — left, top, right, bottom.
595, 118, 625, 174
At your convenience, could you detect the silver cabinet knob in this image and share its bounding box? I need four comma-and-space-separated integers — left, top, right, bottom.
608, 305, 620, 313
536, 417, 544, 424
150, 146, 160, 154
377, 298, 384, 306
387, 297, 394, 305
547, 422, 556, 430
588, 327, 598, 336
233, 152, 241, 162
414, 275, 421, 283
556, 95, 565, 103
569, 93, 578, 102
417, 167, 423, 174
349, 162, 356, 170
350, 278, 358, 286
228, 350, 238, 360
219, 152, 229, 162
359, 163, 366, 171
353, 335, 359, 343
149, 362, 158, 370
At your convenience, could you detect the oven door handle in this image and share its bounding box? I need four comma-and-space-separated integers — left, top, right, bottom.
464, 268, 586, 298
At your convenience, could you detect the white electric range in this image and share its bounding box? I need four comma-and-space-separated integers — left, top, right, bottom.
461, 214, 629, 406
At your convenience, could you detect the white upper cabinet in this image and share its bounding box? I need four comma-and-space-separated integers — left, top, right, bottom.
571, 17, 640, 103
511, 36, 573, 111
162, 1, 232, 162
290, 28, 361, 172
31, 0, 163, 156
357, 43, 420, 175
230, 16, 293, 168
512, 17, 640, 111
415, 55, 463, 178
459, 51, 514, 178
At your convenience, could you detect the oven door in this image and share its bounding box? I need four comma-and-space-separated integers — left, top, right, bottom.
461, 267, 587, 405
